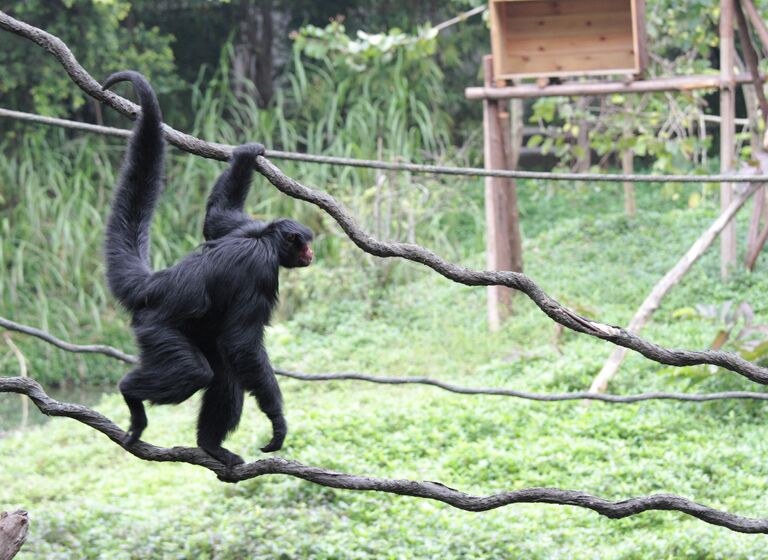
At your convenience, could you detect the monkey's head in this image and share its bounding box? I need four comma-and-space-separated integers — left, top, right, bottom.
269, 219, 314, 268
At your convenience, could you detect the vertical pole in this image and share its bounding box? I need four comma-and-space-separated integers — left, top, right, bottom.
499, 93, 525, 274
622, 111, 636, 217
720, 0, 737, 279
622, 151, 636, 216
508, 96, 524, 274
483, 55, 522, 331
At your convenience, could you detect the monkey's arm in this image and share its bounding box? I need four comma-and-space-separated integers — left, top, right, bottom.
203, 143, 266, 241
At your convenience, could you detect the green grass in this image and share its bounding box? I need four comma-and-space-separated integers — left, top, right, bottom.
4, 169, 768, 557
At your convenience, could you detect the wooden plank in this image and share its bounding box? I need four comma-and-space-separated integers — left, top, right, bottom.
632, 0, 649, 76
501, 12, 632, 35
504, 31, 634, 55
492, 0, 630, 17
495, 67, 637, 80
721, 0, 737, 279
490, 0, 505, 85
501, 50, 636, 75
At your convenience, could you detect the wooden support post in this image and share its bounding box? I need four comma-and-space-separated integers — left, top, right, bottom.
736, 0, 768, 122
622, 110, 636, 217
721, 0, 737, 279
741, 0, 768, 52
737, 0, 768, 268
483, 55, 523, 331
622, 150, 637, 217
589, 179, 761, 394
746, 185, 765, 266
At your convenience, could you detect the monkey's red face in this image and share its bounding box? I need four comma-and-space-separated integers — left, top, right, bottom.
275, 220, 315, 268
296, 243, 314, 267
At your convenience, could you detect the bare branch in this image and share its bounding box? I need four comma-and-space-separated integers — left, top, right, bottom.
4, 314, 768, 404
2, 376, 768, 533
0, 510, 28, 560
278, 369, 768, 403
1, 9, 767, 387
0, 317, 136, 364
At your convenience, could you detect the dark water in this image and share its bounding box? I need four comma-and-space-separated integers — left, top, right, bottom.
0, 383, 113, 433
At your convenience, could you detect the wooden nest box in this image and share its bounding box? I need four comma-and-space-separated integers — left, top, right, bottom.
489, 0, 647, 80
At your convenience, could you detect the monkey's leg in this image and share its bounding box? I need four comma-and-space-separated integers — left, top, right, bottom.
197, 375, 245, 468
118, 369, 148, 446
120, 325, 214, 445
239, 348, 287, 453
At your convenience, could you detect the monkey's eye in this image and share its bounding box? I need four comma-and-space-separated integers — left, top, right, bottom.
286, 233, 297, 242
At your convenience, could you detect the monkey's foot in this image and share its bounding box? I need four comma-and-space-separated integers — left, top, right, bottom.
201, 445, 245, 469
260, 415, 287, 453
260, 439, 283, 453
123, 426, 143, 447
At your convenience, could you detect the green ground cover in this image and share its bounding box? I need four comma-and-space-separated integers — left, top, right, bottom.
3, 134, 768, 558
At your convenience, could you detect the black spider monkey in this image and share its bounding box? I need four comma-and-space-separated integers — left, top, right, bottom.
102, 71, 314, 468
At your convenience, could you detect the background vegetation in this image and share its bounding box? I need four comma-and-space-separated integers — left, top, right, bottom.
3, 0, 768, 558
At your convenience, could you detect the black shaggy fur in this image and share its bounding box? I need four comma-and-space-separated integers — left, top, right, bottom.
103, 71, 314, 468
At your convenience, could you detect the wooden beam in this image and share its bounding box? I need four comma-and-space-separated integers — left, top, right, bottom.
745, 198, 768, 270
622, 127, 637, 217
589, 177, 762, 394
721, 0, 737, 279
465, 72, 764, 100
483, 55, 523, 331
736, 0, 768, 123
741, 0, 768, 52
632, 0, 649, 78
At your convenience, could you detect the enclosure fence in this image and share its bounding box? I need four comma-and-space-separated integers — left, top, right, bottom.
4, 106, 768, 184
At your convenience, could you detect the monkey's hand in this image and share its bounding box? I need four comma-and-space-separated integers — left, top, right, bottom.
260, 414, 287, 453
232, 143, 266, 162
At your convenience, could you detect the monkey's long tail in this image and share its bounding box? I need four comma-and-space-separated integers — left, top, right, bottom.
103, 71, 164, 311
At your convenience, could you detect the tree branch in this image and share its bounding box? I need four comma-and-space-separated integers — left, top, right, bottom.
1, 375, 768, 533
0, 510, 28, 560
0, 317, 136, 364
4, 314, 768, 403
2, 10, 768, 388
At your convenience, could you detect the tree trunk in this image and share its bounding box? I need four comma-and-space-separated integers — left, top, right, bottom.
232, 0, 274, 107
